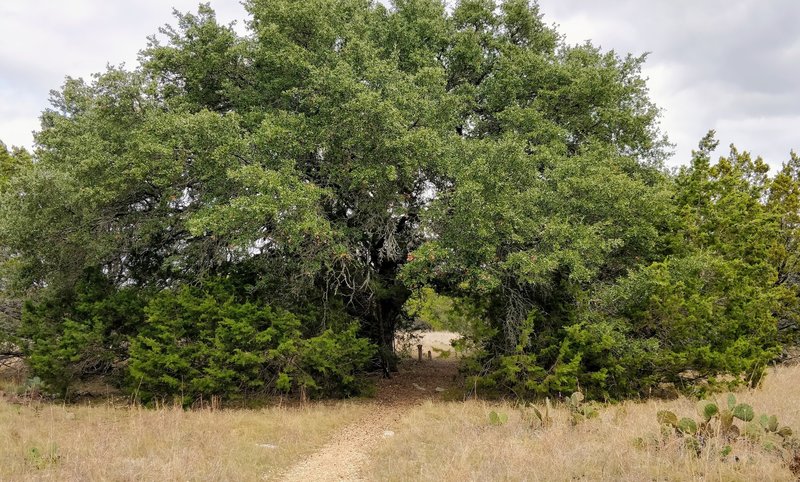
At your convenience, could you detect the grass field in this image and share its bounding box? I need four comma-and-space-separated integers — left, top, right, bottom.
0, 400, 369, 481
1, 353, 800, 481
367, 364, 800, 481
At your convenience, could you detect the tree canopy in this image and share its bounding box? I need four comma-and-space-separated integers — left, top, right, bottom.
0, 0, 797, 401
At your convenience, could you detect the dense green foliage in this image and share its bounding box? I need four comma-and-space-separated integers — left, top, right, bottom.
437, 135, 800, 400
129, 280, 373, 403
0, 1, 797, 401
0, 142, 30, 362
19, 271, 149, 396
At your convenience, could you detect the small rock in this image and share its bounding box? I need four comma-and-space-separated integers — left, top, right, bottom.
412, 383, 426, 391
434, 387, 446, 393
383, 431, 395, 438
257, 443, 278, 449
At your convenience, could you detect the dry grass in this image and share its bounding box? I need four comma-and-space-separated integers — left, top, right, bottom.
3, 359, 800, 481
0, 399, 369, 481
366, 364, 800, 481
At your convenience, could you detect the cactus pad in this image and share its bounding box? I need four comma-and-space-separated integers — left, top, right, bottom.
743, 421, 764, 440
657, 410, 678, 427
768, 415, 779, 433
732, 403, 755, 422
696, 400, 718, 421
489, 411, 508, 425
677, 417, 698, 434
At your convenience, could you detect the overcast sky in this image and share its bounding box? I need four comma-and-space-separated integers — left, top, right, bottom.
1, 1, 798, 169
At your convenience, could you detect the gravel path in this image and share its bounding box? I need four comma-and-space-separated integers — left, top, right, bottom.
278, 347, 458, 482
277, 402, 407, 481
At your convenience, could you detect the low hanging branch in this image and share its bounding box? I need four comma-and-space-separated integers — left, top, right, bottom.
0, 351, 24, 368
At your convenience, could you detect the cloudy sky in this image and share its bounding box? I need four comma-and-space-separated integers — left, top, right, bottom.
1, 1, 798, 169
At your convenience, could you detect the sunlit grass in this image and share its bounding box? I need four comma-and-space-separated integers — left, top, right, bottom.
3, 361, 800, 481
366, 364, 800, 481
0, 398, 369, 481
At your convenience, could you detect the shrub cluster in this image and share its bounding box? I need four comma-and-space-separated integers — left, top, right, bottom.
21, 276, 374, 402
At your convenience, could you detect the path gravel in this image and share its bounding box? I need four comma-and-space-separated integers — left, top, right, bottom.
278, 348, 458, 482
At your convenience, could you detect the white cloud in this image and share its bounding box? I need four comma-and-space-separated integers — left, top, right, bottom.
537, 0, 800, 169
1, 1, 797, 170
0, 0, 246, 149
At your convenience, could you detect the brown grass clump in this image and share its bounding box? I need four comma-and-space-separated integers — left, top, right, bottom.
0, 399, 369, 481
366, 364, 800, 481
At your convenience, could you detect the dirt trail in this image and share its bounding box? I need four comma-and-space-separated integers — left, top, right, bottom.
278, 356, 458, 482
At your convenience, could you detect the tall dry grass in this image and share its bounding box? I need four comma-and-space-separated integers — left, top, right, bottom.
0, 399, 369, 481
366, 364, 800, 481
3, 362, 800, 481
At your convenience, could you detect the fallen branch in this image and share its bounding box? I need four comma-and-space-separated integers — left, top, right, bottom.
0, 352, 24, 367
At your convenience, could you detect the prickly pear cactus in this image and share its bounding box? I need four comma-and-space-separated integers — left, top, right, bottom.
529, 402, 553, 429
677, 418, 698, 435
489, 411, 508, 425
569, 392, 584, 407
696, 400, 719, 421
657, 410, 678, 427
767, 415, 779, 433
653, 394, 798, 460
566, 392, 599, 425
732, 403, 755, 422
719, 409, 735, 432
744, 421, 765, 440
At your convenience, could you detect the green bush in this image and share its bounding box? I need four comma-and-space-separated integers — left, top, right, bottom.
128, 280, 374, 404
604, 253, 781, 391
291, 323, 376, 398
20, 270, 148, 396
466, 252, 782, 400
